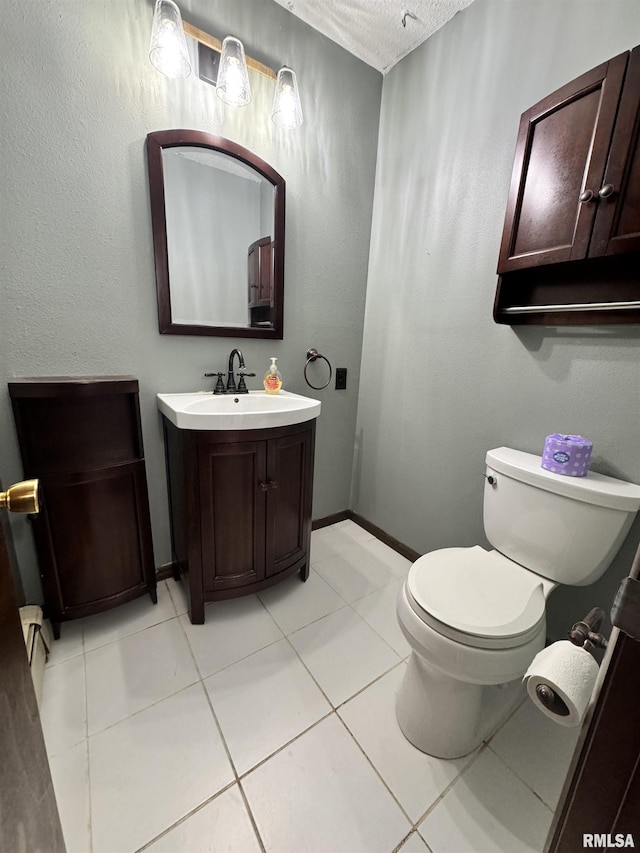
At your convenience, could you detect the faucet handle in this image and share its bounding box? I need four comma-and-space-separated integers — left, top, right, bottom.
236, 371, 256, 394
205, 372, 226, 394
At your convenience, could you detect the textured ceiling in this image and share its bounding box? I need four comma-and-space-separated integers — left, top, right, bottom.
272, 0, 475, 73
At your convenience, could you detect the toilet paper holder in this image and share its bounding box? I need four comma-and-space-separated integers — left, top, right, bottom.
533, 608, 608, 719
567, 607, 609, 653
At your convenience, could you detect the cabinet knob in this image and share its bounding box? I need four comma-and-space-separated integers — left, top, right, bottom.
579, 189, 594, 203
259, 481, 269, 492
598, 183, 615, 199
270, 480, 279, 490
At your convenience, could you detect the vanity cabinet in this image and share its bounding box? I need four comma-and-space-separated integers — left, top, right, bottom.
9, 377, 157, 636
494, 45, 640, 324
163, 418, 315, 624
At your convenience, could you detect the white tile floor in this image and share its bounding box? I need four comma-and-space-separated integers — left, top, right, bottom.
41, 520, 581, 853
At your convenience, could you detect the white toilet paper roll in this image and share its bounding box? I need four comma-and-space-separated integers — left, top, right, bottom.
523, 640, 599, 727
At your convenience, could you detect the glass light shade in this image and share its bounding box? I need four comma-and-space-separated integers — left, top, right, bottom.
149, 0, 191, 78
271, 67, 303, 129
216, 37, 251, 106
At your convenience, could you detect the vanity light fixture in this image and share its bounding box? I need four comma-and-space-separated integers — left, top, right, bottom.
271, 67, 303, 128
148, 4, 303, 128
148, 0, 191, 79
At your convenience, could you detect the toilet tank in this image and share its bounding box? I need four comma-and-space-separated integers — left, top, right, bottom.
483, 447, 640, 586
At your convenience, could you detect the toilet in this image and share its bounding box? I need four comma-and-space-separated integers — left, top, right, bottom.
395, 446, 640, 759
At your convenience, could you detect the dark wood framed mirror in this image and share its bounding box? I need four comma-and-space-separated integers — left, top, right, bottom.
146, 130, 285, 338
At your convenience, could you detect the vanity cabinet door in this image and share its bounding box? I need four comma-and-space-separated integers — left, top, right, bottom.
198, 438, 267, 593
265, 428, 314, 578
497, 52, 629, 273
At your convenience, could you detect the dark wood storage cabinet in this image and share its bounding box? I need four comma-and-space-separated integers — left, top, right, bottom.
495, 45, 640, 324
248, 236, 274, 328
9, 378, 156, 636
163, 418, 315, 624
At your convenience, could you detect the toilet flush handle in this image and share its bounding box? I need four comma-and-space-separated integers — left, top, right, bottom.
483, 472, 497, 486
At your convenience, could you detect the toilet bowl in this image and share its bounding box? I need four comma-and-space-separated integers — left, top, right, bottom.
395, 447, 640, 759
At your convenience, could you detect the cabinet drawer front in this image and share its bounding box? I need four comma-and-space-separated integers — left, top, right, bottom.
497, 53, 628, 273
199, 441, 266, 591
34, 462, 154, 619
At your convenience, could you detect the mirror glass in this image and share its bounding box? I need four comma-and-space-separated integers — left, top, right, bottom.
146, 130, 285, 338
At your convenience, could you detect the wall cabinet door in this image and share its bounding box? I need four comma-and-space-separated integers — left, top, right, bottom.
497, 51, 630, 273
589, 46, 640, 257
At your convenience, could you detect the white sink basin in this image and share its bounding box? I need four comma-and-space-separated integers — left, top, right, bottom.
157, 390, 321, 431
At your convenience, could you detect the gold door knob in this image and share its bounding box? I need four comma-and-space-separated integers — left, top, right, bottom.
0, 479, 40, 514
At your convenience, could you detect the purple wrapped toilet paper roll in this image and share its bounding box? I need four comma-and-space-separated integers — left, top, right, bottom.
541, 434, 593, 477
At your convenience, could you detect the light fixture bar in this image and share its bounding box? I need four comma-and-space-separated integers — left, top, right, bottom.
182, 21, 277, 80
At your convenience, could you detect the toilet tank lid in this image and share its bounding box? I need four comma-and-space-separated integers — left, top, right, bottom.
486, 447, 640, 512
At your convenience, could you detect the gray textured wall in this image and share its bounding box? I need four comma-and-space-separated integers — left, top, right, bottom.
355, 0, 640, 640
0, 0, 381, 601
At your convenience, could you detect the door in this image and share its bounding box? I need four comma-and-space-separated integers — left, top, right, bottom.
497, 52, 628, 273
0, 478, 65, 851
589, 45, 640, 257
546, 543, 640, 850
265, 425, 314, 578
199, 438, 267, 592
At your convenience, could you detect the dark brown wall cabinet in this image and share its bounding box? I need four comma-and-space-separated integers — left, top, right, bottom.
9, 378, 156, 636
495, 45, 640, 325
163, 418, 315, 624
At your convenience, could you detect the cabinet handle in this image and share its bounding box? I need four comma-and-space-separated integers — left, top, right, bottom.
579, 189, 595, 203
259, 481, 269, 492
598, 183, 615, 199
270, 480, 279, 490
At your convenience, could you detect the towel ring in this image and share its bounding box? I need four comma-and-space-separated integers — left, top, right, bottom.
304, 348, 332, 390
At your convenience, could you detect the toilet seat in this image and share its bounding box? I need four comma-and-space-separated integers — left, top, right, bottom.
406, 546, 546, 650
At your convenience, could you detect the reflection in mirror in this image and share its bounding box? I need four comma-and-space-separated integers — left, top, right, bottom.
146, 130, 285, 338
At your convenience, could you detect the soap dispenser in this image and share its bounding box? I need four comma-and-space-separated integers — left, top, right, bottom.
263, 357, 282, 394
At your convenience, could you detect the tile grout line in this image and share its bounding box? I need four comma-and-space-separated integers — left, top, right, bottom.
334, 702, 416, 830
485, 744, 555, 813
234, 710, 336, 784
236, 779, 267, 853
411, 742, 493, 830
174, 606, 242, 783
168, 608, 271, 853
133, 780, 238, 852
